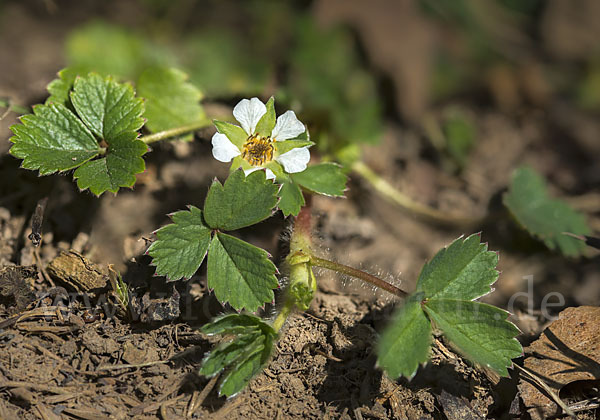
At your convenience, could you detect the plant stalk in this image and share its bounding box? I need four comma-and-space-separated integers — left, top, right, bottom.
272, 298, 295, 333
309, 256, 408, 298
352, 160, 482, 227
139, 119, 212, 145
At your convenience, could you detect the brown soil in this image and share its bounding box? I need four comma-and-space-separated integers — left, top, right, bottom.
1, 1, 599, 419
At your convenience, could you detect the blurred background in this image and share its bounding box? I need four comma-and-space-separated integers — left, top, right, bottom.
1, 0, 599, 319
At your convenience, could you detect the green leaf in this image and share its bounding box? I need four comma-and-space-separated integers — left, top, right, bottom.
199, 314, 277, 397
275, 139, 315, 156
503, 167, 590, 256
73, 133, 147, 195
255, 97, 276, 137
291, 162, 347, 197
147, 206, 212, 281
66, 21, 147, 80
278, 178, 305, 217
199, 331, 262, 377
219, 344, 265, 397
207, 232, 278, 312
45, 67, 80, 107
71, 73, 145, 141
214, 120, 248, 149
416, 234, 498, 301
183, 30, 270, 97
201, 314, 270, 336
137, 67, 205, 139
203, 170, 279, 231
377, 293, 432, 379
9, 103, 99, 175
423, 299, 522, 377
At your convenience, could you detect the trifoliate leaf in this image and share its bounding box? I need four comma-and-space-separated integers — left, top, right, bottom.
214, 120, 248, 149
503, 167, 590, 256
73, 132, 147, 195
137, 67, 205, 140
45, 67, 80, 107
377, 293, 432, 379
423, 299, 522, 377
415, 234, 498, 301
203, 170, 279, 231
71, 73, 145, 141
9, 103, 99, 174
255, 97, 276, 137
278, 178, 305, 217
207, 232, 278, 312
147, 206, 211, 281
199, 313, 277, 397
291, 162, 347, 197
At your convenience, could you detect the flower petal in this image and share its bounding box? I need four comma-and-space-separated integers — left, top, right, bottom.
212, 132, 241, 162
244, 167, 276, 180
272, 110, 305, 141
233, 97, 267, 135
276, 146, 310, 173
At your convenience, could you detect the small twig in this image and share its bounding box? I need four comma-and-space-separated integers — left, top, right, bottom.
187, 375, 219, 417
513, 364, 576, 418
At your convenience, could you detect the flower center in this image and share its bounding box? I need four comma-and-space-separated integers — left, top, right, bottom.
241, 134, 274, 166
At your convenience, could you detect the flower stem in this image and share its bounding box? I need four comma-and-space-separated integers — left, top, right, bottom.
352, 160, 483, 227
272, 298, 295, 333
139, 119, 212, 145
309, 256, 408, 298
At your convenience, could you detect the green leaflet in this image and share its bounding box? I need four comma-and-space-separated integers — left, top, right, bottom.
423, 299, 522, 377
199, 331, 263, 377
9, 103, 99, 174
503, 166, 590, 256
73, 132, 147, 195
416, 234, 499, 301
278, 178, 305, 217
199, 314, 277, 397
137, 67, 205, 139
291, 162, 347, 197
203, 170, 279, 231
377, 293, 432, 379
146, 206, 212, 281
71, 73, 144, 140
45, 67, 80, 108
207, 232, 278, 312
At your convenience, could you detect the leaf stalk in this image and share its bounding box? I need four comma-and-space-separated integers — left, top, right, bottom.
140, 119, 212, 144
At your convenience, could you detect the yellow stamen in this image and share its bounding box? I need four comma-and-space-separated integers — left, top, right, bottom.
241, 134, 274, 166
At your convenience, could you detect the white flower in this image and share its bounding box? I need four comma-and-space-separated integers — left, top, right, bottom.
211, 97, 310, 179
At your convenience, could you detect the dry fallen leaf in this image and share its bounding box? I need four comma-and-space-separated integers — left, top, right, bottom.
518, 306, 600, 419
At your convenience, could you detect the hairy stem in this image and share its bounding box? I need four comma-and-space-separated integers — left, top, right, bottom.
310, 256, 408, 298
352, 160, 483, 227
272, 298, 295, 333
139, 119, 212, 145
